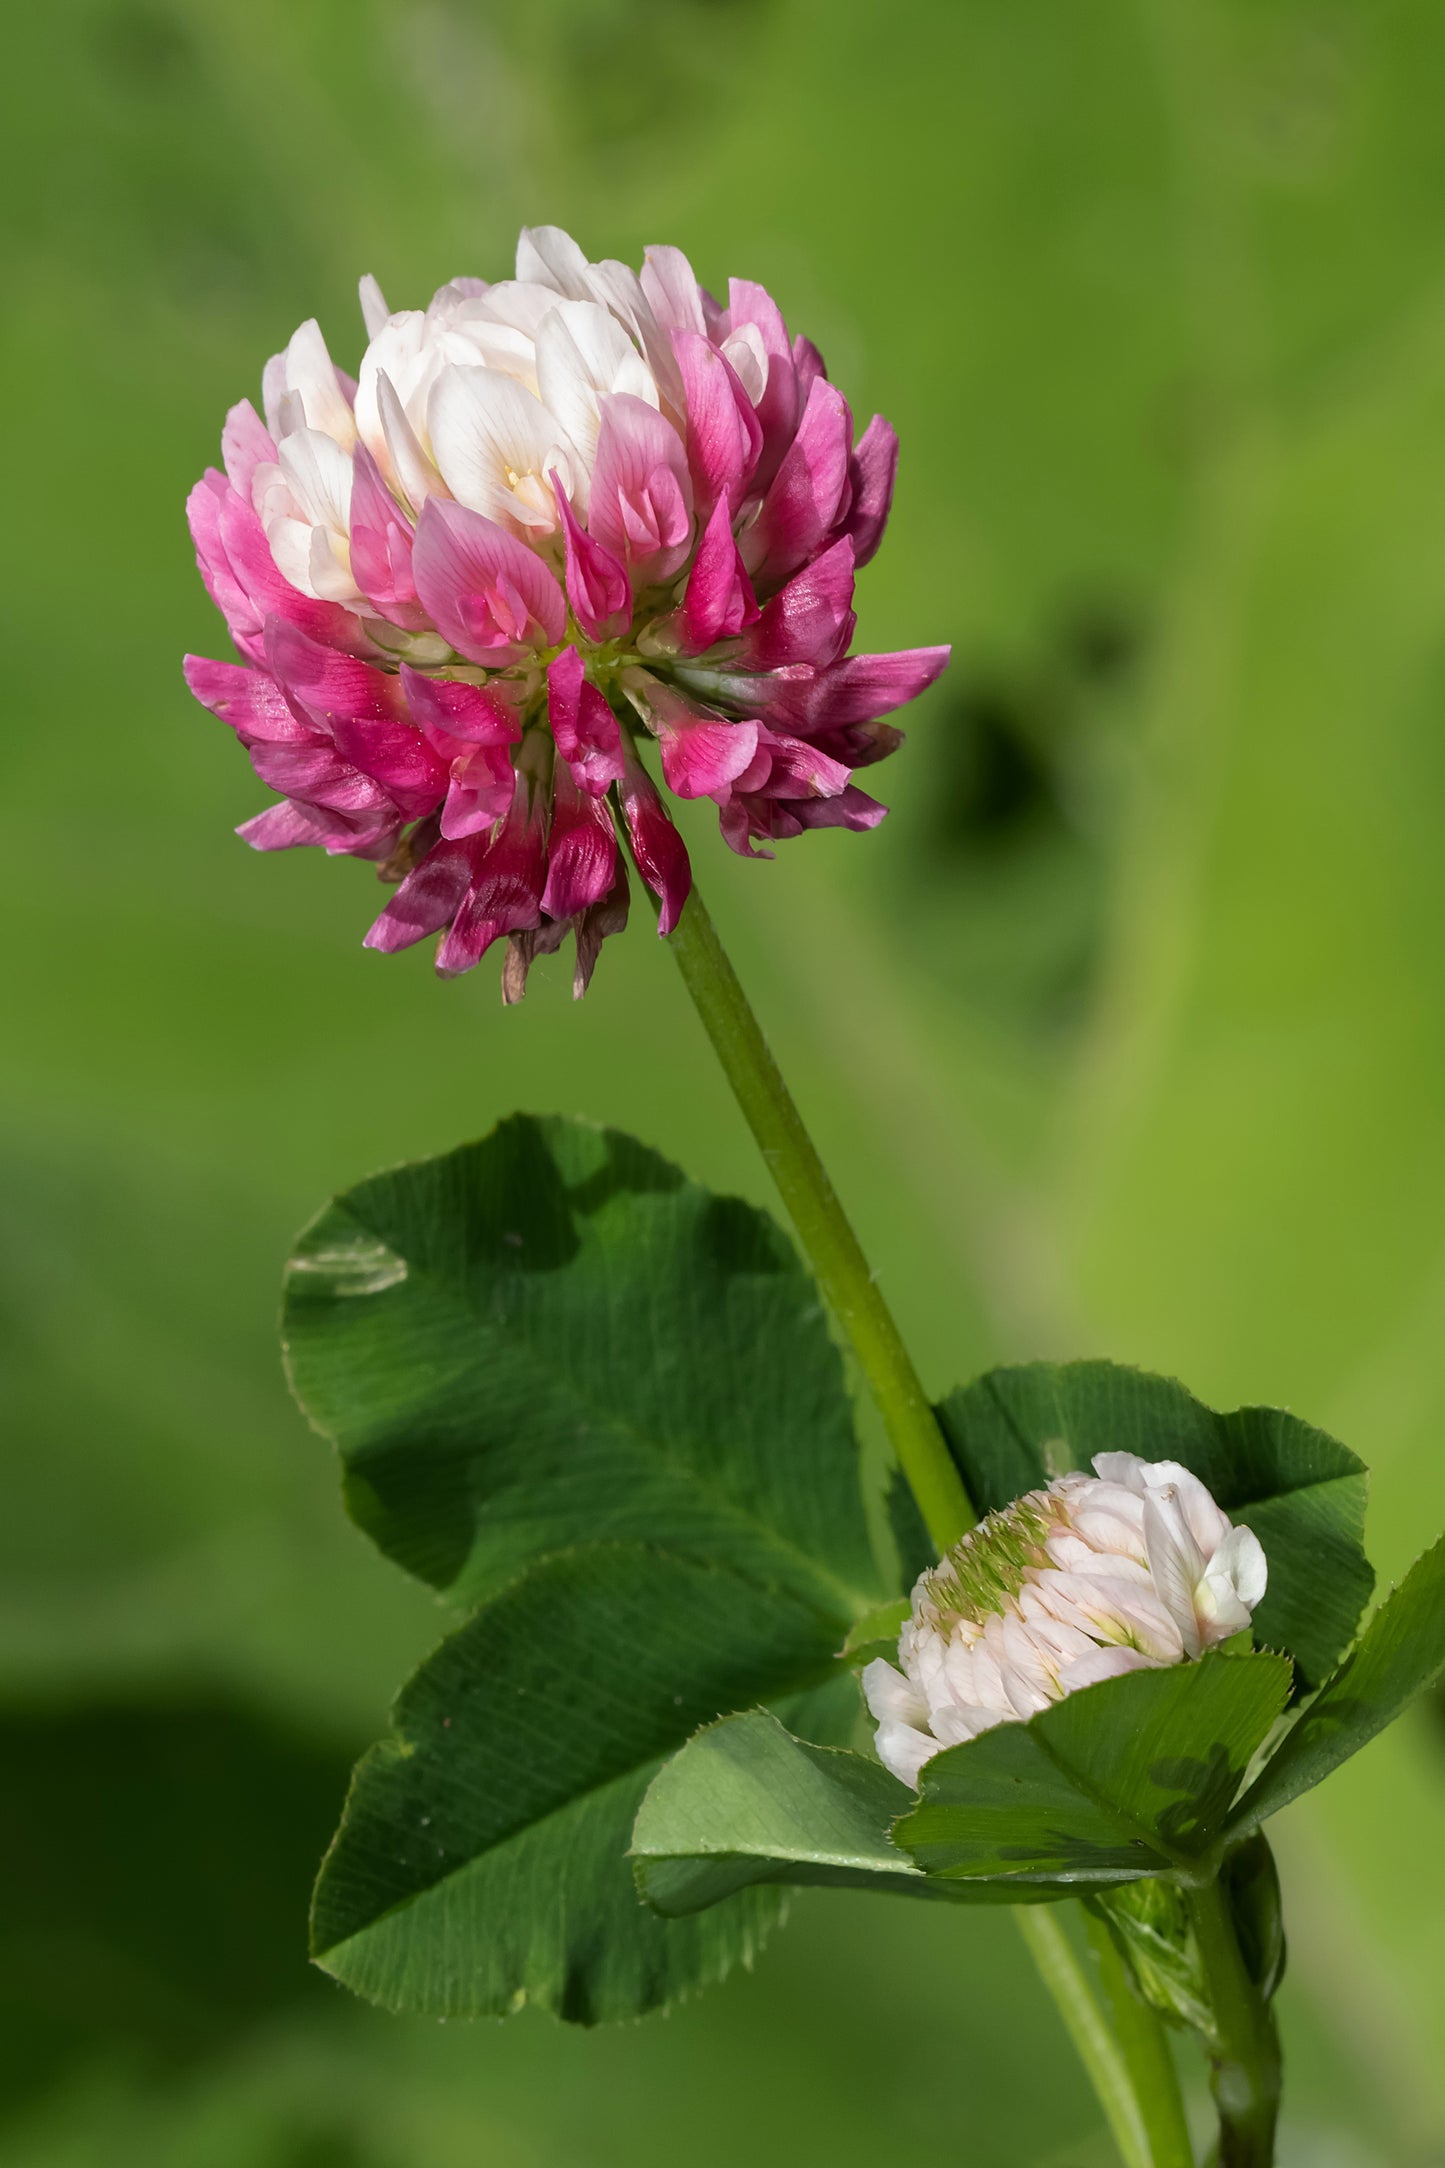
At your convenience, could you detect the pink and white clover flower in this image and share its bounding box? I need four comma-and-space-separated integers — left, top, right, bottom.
185, 225, 948, 996
865, 1455, 1268, 1789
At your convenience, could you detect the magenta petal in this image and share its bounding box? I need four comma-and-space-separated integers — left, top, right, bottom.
330, 713, 448, 819
546, 648, 625, 795
747, 728, 853, 801
839, 414, 898, 568
412, 497, 567, 662
541, 760, 618, 918
349, 442, 427, 629
659, 716, 760, 801
435, 778, 548, 977
221, 400, 277, 495
553, 480, 631, 641
237, 801, 343, 851
264, 616, 409, 727
183, 656, 311, 744
248, 739, 392, 814
790, 784, 889, 832
744, 376, 853, 589
618, 747, 691, 936
792, 335, 827, 401
365, 836, 479, 953
399, 665, 522, 751
677, 497, 759, 654
741, 536, 855, 670
673, 330, 762, 522
762, 645, 952, 731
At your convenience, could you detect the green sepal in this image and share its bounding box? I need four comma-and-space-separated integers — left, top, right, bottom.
840, 1597, 911, 1667
1085, 1879, 1216, 2042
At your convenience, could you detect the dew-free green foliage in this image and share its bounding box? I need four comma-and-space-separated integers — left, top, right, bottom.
936, 1363, 1374, 1685
1232, 1535, 1445, 1834
312, 1545, 856, 2021
893, 1653, 1293, 1884
284, 1116, 881, 1618
632, 1709, 1052, 1917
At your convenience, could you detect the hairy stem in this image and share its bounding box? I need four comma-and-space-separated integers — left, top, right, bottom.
1186, 1879, 1281, 2167
665, 883, 1195, 2168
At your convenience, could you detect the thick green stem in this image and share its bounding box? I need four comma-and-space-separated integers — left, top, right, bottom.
1186, 1880, 1281, 2168
664, 884, 1195, 2168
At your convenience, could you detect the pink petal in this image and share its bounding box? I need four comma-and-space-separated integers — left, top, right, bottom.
792, 335, 827, 401
743, 376, 853, 589
412, 497, 566, 662
349, 442, 427, 629
571, 860, 631, 998
541, 758, 619, 918
399, 666, 523, 751
725, 280, 800, 493
618, 746, 691, 935
553, 479, 631, 641
641, 245, 708, 335
238, 801, 345, 851
264, 617, 409, 731
676, 496, 759, 654
787, 784, 888, 832
741, 536, 855, 669
838, 415, 898, 568
215, 483, 374, 657
659, 714, 760, 800
546, 648, 625, 795
331, 713, 448, 820
439, 741, 517, 838
188, 474, 265, 663
365, 835, 479, 953
672, 330, 762, 521
183, 656, 310, 744
247, 738, 393, 814
221, 399, 277, 495
589, 394, 694, 585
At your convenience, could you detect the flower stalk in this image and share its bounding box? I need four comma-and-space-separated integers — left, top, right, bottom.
663, 879, 1195, 2168
1186, 1878, 1281, 2167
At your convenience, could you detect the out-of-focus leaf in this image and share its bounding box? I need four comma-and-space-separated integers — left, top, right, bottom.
631, 1709, 1060, 1917
935, 1361, 1373, 1683
1231, 1536, 1445, 1833
895, 1651, 1292, 1886
284, 1116, 879, 1618
311, 1544, 855, 2023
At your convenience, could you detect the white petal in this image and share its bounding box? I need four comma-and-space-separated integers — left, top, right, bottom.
376, 372, 447, 511
721, 323, 769, 405
1090, 1452, 1151, 1494
355, 313, 430, 465
1056, 1646, 1159, 1695
873, 1719, 942, 1789
278, 318, 356, 448
307, 525, 363, 606
535, 299, 658, 471
359, 273, 391, 338
516, 223, 592, 297
476, 279, 571, 339
1195, 1525, 1268, 1644
861, 1657, 929, 1732
277, 427, 354, 533
427, 364, 578, 531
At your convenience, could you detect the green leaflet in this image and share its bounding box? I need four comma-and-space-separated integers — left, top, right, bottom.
935, 1360, 1373, 1683
631, 1709, 1061, 1916
283, 1116, 880, 1617
311, 1545, 856, 2023
894, 1652, 1293, 1887
1231, 1534, 1445, 1833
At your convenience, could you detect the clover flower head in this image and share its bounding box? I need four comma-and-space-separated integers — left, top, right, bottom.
864, 1454, 1268, 1788
184, 225, 949, 996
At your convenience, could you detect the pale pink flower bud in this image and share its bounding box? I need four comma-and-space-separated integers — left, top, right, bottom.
184, 227, 950, 994
865, 1455, 1268, 1789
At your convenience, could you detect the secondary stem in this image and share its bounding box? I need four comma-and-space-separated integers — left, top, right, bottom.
664, 883, 1194, 2168
1186, 1880, 1281, 2168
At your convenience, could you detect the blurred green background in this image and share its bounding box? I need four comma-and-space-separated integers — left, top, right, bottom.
4, 0, 1445, 2160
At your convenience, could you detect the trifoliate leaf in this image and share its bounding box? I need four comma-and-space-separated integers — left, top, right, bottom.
284, 1116, 881, 1619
